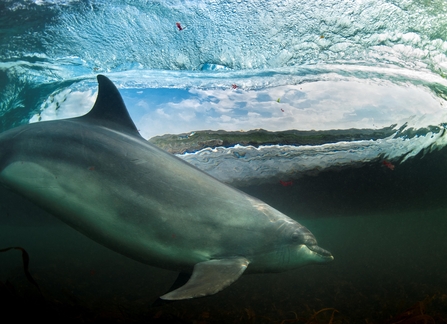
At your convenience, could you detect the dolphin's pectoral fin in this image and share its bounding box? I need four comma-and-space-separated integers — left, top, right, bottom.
160, 257, 249, 300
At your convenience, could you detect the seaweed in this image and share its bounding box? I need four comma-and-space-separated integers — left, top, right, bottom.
0, 246, 41, 295
384, 294, 447, 324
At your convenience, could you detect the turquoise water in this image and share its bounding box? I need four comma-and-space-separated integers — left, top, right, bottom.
1, 0, 447, 322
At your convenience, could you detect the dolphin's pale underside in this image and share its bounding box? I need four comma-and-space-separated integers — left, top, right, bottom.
0, 75, 333, 300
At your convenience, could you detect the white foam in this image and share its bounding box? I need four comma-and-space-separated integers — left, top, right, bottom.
30, 89, 96, 123
178, 128, 447, 186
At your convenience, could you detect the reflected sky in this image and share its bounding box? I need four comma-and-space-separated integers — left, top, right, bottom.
30, 79, 446, 139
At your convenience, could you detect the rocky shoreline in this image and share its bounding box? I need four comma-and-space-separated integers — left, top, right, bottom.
149, 127, 396, 154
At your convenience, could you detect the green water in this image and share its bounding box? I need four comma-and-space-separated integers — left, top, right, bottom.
2, 147, 447, 323
1, 205, 446, 323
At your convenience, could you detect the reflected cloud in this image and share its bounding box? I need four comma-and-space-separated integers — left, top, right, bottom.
31, 79, 445, 140
135, 80, 444, 138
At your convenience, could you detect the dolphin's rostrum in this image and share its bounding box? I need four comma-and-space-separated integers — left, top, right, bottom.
0, 75, 333, 300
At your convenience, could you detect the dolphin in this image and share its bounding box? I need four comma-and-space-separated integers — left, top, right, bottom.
0, 75, 333, 300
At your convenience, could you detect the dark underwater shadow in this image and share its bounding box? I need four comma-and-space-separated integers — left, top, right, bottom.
1, 147, 447, 323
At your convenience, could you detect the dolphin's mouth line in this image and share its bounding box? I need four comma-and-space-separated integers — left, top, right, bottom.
307, 244, 333, 258
0, 75, 335, 300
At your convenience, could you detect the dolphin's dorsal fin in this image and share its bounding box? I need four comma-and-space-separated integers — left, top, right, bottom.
79, 75, 141, 136
159, 257, 249, 300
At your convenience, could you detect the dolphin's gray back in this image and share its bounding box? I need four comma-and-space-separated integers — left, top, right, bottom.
0, 115, 279, 270
0, 75, 333, 299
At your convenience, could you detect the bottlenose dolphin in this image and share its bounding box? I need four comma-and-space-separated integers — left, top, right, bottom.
0, 75, 333, 300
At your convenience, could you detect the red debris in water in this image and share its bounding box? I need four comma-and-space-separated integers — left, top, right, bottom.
279, 180, 293, 187
382, 160, 395, 170
176, 22, 183, 31
232, 84, 238, 89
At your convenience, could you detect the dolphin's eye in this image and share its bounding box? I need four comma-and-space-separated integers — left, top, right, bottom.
291, 232, 301, 242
